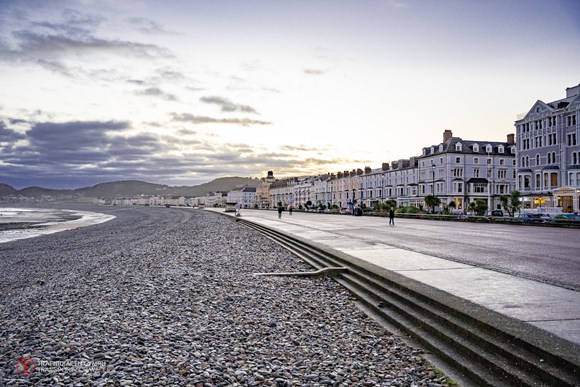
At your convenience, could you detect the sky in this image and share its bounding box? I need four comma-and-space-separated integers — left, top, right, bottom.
0, 0, 579, 189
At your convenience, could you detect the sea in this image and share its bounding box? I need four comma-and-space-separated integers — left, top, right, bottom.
0, 207, 115, 244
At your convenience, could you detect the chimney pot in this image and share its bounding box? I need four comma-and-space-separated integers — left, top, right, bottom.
443, 129, 453, 143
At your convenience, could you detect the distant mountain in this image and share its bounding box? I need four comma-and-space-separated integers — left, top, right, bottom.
0, 184, 17, 196
0, 177, 260, 199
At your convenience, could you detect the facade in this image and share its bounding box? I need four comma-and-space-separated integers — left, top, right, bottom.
419, 130, 516, 213
262, 130, 515, 214
256, 171, 275, 208
515, 84, 580, 212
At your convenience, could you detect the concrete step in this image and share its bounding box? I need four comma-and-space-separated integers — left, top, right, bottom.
237, 218, 580, 386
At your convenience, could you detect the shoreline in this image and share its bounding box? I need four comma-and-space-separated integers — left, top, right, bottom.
0, 207, 115, 244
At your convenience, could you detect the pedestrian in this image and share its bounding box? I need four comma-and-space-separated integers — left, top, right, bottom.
235, 202, 241, 217
288, 205, 293, 216
389, 208, 395, 226
278, 204, 283, 219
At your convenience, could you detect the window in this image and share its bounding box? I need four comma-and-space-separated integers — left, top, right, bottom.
536, 174, 541, 189
453, 168, 463, 177
551, 172, 558, 187
568, 133, 577, 146
474, 168, 480, 177
567, 115, 577, 126
499, 159, 505, 165
455, 143, 462, 151
498, 170, 507, 179
536, 154, 540, 166
456, 157, 461, 163
548, 153, 552, 164
474, 157, 479, 164
498, 145, 504, 153
486, 145, 492, 153
473, 144, 479, 152
473, 183, 486, 193
487, 158, 492, 165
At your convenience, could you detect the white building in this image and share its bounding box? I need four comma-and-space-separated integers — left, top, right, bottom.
515, 84, 580, 212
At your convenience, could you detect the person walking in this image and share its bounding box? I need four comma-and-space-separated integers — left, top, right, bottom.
288, 205, 293, 216
278, 204, 283, 219
389, 208, 395, 226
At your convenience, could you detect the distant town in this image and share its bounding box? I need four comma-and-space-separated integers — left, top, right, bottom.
2, 84, 579, 215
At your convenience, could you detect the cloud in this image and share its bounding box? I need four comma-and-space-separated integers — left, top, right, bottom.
280, 145, 326, 152
171, 113, 271, 126
304, 68, 324, 75
0, 8, 172, 76
200, 96, 258, 113
135, 87, 178, 101
128, 17, 176, 35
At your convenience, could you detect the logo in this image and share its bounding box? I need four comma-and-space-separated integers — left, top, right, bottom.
15, 354, 37, 377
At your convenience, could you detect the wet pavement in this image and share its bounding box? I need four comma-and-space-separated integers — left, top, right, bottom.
207, 208, 580, 346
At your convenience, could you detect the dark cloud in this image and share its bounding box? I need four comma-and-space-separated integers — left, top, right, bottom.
0, 9, 172, 77
0, 122, 26, 142
8, 30, 172, 59
200, 96, 258, 113
170, 113, 271, 126
0, 117, 356, 190
135, 87, 178, 101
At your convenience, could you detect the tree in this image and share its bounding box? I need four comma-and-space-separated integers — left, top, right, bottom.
448, 201, 456, 210
468, 201, 477, 215
500, 190, 522, 217
424, 195, 441, 213
474, 199, 488, 216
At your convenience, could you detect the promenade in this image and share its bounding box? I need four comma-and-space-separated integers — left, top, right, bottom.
208, 208, 580, 347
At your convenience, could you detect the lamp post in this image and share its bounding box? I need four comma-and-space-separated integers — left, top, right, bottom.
487, 151, 492, 214
431, 163, 436, 196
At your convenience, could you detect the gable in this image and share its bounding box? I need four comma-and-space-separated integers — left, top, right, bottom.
519, 100, 554, 122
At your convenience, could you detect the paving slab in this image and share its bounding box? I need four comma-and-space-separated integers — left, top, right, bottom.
209, 208, 580, 345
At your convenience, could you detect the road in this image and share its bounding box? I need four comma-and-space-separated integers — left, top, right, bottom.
237, 209, 580, 291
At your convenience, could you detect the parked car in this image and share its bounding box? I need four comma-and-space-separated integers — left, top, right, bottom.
554, 213, 580, 221
516, 213, 544, 223
490, 210, 504, 217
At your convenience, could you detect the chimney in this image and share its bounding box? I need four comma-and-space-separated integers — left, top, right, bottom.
566, 84, 580, 98
382, 162, 390, 171
507, 133, 515, 145
364, 166, 371, 174
356, 168, 363, 175
443, 129, 453, 143
337, 172, 343, 178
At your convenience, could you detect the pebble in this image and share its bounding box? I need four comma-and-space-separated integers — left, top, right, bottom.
0, 206, 451, 386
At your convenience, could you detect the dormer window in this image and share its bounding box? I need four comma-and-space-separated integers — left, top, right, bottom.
473, 143, 479, 152
455, 142, 462, 151
430, 146, 434, 154
439, 144, 443, 152
486, 144, 492, 153
422, 148, 427, 156
511, 146, 516, 154
498, 145, 504, 153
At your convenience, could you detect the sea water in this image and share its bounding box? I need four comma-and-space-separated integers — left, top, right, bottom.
0, 208, 115, 244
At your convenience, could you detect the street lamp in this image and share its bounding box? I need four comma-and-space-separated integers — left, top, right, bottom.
431, 162, 436, 196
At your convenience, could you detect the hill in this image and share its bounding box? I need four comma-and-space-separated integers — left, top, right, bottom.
0, 177, 260, 200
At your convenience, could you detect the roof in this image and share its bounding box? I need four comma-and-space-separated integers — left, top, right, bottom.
422, 136, 514, 157
467, 178, 489, 184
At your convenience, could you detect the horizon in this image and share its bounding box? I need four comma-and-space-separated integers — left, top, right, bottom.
1, 0, 579, 190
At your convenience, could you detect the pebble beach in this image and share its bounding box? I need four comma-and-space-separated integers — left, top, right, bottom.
0, 206, 450, 386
